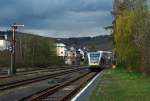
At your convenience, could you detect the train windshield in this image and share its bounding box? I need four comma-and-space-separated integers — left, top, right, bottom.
90, 53, 100, 61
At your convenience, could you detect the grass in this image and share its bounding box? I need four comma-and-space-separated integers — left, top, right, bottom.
89, 68, 150, 101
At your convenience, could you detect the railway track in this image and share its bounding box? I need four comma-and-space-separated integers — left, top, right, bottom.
0, 66, 75, 79
0, 66, 86, 85
0, 67, 87, 91
16, 66, 74, 75
13, 67, 73, 78
19, 71, 99, 101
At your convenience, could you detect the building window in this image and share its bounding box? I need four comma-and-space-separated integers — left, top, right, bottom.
73, 53, 75, 56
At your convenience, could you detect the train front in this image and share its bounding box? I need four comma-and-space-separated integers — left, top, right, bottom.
87, 51, 102, 69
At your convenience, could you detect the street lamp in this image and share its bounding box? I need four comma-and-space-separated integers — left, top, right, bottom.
10, 23, 24, 75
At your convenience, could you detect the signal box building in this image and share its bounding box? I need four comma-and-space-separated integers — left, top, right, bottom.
56, 43, 67, 57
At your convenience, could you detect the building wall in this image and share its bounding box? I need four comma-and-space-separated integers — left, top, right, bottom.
0, 40, 11, 51
56, 46, 65, 57
65, 50, 81, 65
65, 51, 76, 65
56, 43, 66, 57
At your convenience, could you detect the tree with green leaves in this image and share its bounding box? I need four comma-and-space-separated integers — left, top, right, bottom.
113, 0, 150, 73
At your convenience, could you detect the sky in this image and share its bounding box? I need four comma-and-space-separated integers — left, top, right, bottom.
0, 0, 113, 38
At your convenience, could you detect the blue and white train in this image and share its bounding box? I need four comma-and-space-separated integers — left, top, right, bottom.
87, 51, 112, 69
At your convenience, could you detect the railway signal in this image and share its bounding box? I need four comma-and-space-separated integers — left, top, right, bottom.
10, 23, 24, 75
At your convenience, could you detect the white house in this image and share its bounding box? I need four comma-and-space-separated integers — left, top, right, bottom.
0, 40, 11, 51
56, 43, 67, 57
65, 50, 77, 65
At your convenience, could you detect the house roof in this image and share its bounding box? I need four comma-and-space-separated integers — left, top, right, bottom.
56, 43, 66, 47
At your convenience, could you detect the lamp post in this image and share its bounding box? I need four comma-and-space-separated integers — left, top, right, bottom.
10, 23, 24, 75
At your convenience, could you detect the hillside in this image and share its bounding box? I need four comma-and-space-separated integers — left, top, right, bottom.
56, 35, 113, 51
0, 31, 113, 51
0, 31, 63, 68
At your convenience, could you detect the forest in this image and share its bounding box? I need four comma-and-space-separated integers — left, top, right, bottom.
113, 0, 150, 74
0, 31, 63, 68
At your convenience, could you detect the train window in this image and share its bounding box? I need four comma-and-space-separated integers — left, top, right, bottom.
90, 53, 100, 57
90, 53, 100, 59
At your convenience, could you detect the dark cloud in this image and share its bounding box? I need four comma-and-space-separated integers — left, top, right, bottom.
0, 0, 113, 38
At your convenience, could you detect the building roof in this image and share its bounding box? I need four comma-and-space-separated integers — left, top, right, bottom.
56, 43, 66, 47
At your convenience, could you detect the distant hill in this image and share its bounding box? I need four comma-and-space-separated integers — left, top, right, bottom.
0, 30, 113, 51
56, 35, 113, 51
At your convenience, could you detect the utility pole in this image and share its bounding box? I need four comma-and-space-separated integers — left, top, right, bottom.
10, 23, 24, 75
